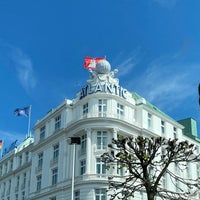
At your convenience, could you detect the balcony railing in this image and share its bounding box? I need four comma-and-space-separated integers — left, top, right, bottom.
69, 112, 133, 126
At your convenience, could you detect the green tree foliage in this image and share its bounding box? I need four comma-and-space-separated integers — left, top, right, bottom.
102, 136, 200, 200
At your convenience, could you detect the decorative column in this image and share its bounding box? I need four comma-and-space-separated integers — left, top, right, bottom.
85, 128, 92, 174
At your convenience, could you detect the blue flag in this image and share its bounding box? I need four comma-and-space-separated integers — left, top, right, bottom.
14, 106, 30, 117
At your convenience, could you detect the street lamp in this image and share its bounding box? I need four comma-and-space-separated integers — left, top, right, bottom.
68, 137, 81, 200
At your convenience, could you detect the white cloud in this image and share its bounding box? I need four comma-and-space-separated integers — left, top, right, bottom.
113, 48, 141, 77
0, 41, 37, 94
9, 46, 37, 93
120, 50, 199, 113
135, 59, 198, 112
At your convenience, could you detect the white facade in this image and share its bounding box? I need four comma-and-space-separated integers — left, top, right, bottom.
0, 59, 199, 200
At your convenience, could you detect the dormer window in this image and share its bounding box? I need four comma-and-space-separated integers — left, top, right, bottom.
55, 115, 61, 131
40, 126, 45, 141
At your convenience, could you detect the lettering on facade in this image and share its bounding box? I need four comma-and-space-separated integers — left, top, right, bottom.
80, 82, 128, 99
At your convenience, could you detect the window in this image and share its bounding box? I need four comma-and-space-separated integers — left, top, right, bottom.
97, 131, 107, 150
197, 163, 200, 177
19, 155, 22, 167
5, 162, 8, 173
162, 174, 167, 188
98, 99, 107, 117
49, 197, 56, 200
75, 190, 80, 200
55, 115, 61, 131
81, 134, 87, 154
38, 152, 43, 169
16, 176, 20, 191
80, 159, 86, 175
186, 163, 190, 177
96, 158, 106, 174
22, 173, 26, 189
83, 103, 88, 116
40, 126, 45, 140
173, 127, 177, 138
15, 194, 18, 200
95, 189, 107, 200
117, 161, 124, 176
25, 152, 29, 163
22, 191, 25, 200
36, 175, 42, 191
53, 143, 59, 160
174, 163, 179, 175
8, 179, 11, 193
161, 120, 165, 134
117, 103, 124, 118
10, 159, 13, 171
148, 113, 152, 128
3, 181, 6, 195
52, 168, 58, 185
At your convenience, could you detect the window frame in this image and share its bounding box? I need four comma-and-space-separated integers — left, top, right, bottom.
98, 99, 107, 117
96, 158, 106, 174
80, 159, 86, 175
117, 103, 124, 118
83, 103, 88, 116
52, 167, 58, 185
55, 115, 61, 131
95, 188, 107, 200
36, 174, 42, 191
40, 126, 46, 140
97, 131, 107, 150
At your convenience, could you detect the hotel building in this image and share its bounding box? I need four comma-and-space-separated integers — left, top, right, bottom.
0, 59, 199, 200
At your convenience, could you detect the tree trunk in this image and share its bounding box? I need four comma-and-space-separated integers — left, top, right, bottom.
147, 191, 155, 200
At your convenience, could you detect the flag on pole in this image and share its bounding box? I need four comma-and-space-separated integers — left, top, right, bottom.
84, 56, 105, 70
14, 106, 30, 117
0, 140, 3, 149
198, 83, 200, 107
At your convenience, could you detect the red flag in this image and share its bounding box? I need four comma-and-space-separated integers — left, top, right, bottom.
84, 57, 105, 70
0, 140, 2, 149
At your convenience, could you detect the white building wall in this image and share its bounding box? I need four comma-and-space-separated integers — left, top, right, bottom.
1, 64, 200, 200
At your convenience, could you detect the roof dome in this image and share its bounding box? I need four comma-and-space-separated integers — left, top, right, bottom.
96, 60, 111, 74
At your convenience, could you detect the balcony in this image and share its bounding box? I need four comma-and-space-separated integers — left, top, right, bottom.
76, 174, 108, 182
70, 111, 134, 126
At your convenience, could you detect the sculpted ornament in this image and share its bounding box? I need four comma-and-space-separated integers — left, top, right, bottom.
79, 59, 127, 99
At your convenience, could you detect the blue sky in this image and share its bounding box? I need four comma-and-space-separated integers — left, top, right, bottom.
0, 0, 199, 148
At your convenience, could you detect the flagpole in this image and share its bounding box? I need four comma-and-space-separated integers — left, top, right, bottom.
27, 105, 32, 138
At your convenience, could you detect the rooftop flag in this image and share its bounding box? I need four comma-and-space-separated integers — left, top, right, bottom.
14, 106, 30, 117
0, 140, 2, 149
84, 56, 105, 70
198, 83, 200, 106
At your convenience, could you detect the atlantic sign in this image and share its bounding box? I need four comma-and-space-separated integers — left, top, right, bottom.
80, 82, 128, 99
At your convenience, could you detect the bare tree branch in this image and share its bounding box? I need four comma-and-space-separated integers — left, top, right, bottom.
102, 136, 200, 200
